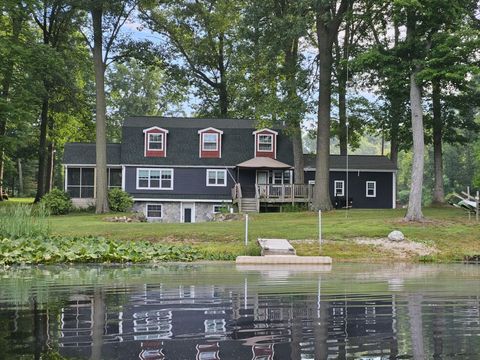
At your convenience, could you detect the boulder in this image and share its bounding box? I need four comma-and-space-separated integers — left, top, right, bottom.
388, 230, 405, 242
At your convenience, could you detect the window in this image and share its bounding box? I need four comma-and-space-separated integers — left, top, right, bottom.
202, 133, 218, 151
366, 181, 376, 197
258, 134, 273, 151
146, 204, 162, 218
137, 168, 174, 190
206, 169, 226, 187
269, 170, 291, 185
334, 180, 345, 197
67, 167, 94, 198
148, 133, 163, 150
213, 204, 230, 213
108, 168, 122, 188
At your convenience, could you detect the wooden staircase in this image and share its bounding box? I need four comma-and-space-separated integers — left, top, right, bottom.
240, 198, 258, 213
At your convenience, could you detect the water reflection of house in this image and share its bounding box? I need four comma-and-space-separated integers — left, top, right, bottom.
55, 283, 398, 359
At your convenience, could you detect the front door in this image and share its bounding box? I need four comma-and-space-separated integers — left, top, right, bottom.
184, 208, 192, 223
256, 170, 269, 197
182, 203, 195, 223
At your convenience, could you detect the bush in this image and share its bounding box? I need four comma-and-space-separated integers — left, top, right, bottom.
42, 189, 72, 215
108, 188, 133, 212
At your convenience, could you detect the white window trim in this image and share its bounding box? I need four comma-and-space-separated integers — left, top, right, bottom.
206, 169, 227, 187
257, 134, 273, 152
146, 203, 163, 219
213, 205, 222, 214
201, 132, 219, 151
334, 180, 345, 197
366, 181, 377, 198
147, 132, 164, 151
136, 168, 174, 190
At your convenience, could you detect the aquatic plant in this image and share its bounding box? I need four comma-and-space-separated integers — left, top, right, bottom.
0, 236, 199, 265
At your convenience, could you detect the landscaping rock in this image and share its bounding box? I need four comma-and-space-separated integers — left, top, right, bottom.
212, 213, 244, 222
104, 213, 147, 223
388, 230, 405, 242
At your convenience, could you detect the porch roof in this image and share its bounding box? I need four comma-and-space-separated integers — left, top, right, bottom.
236, 157, 292, 169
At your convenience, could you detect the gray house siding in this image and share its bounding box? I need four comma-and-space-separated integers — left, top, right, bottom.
124, 166, 234, 200
304, 170, 394, 209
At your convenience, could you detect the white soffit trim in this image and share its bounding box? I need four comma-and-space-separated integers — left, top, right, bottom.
142, 126, 169, 133
304, 167, 396, 173
132, 198, 232, 203
198, 127, 224, 134
252, 128, 278, 135
63, 164, 235, 169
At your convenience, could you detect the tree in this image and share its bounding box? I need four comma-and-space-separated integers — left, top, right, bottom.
106, 58, 186, 141
313, 0, 351, 211
140, 0, 243, 117
84, 0, 137, 213
394, 0, 477, 220
31, 0, 81, 202
0, 1, 29, 200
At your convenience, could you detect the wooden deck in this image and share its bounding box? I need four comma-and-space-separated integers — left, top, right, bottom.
232, 183, 313, 208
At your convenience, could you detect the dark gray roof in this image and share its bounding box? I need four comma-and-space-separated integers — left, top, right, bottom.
63, 143, 121, 165
120, 117, 293, 166
304, 154, 397, 171
124, 116, 257, 129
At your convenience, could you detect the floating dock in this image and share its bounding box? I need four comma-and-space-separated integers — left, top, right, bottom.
236, 238, 332, 265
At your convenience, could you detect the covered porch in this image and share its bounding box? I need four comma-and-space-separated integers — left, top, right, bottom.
231, 157, 313, 212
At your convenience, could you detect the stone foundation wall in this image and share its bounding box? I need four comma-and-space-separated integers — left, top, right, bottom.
133, 201, 230, 223
72, 198, 95, 209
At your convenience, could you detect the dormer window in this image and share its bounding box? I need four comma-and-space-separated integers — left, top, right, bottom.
253, 129, 278, 159
143, 126, 168, 157
198, 127, 223, 158
202, 133, 219, 151
148, 133, 163, 150
258, 135, 273, 152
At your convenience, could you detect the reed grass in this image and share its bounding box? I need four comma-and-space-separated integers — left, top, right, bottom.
0, 203, 50, 239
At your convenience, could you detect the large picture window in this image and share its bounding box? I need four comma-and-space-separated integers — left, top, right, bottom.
137, 168, 173, 190
206, 169, 226, 186
202, 133, 218, 151
67, 168, 94, 198
257, 134, 273, 151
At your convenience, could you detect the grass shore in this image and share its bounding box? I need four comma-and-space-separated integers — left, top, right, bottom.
2, 198, 478, 263
47, 206, 479, 263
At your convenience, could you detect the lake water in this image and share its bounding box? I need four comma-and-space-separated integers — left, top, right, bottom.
0, 263, 479, 359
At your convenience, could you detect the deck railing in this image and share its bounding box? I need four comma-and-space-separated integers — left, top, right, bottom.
256, 184, 313, 202
232, 183, 313, 204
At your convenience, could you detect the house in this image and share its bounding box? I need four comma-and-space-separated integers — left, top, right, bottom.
62, 117, 397, 222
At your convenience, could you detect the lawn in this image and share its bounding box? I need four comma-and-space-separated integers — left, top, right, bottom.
47, 206, 480, 262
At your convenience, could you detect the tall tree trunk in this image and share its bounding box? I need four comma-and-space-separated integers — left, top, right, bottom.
338, 18, 350, 156
45, 142, 55, 193
17, 158, 23, 196
338, 72, 347, 156
0, 9, 24, 201
432, 80, 444, 204
34, 96, 49, 203
92, 3, 109, 213
313, 16, 334, 211
285, 37, 304, 184
218, 33, 228, 117
405, 68, 424, 221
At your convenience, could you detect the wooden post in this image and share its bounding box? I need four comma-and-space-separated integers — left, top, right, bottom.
318, 210, 322, 253
476, 191, 479, 222
245, 214, 249, 246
